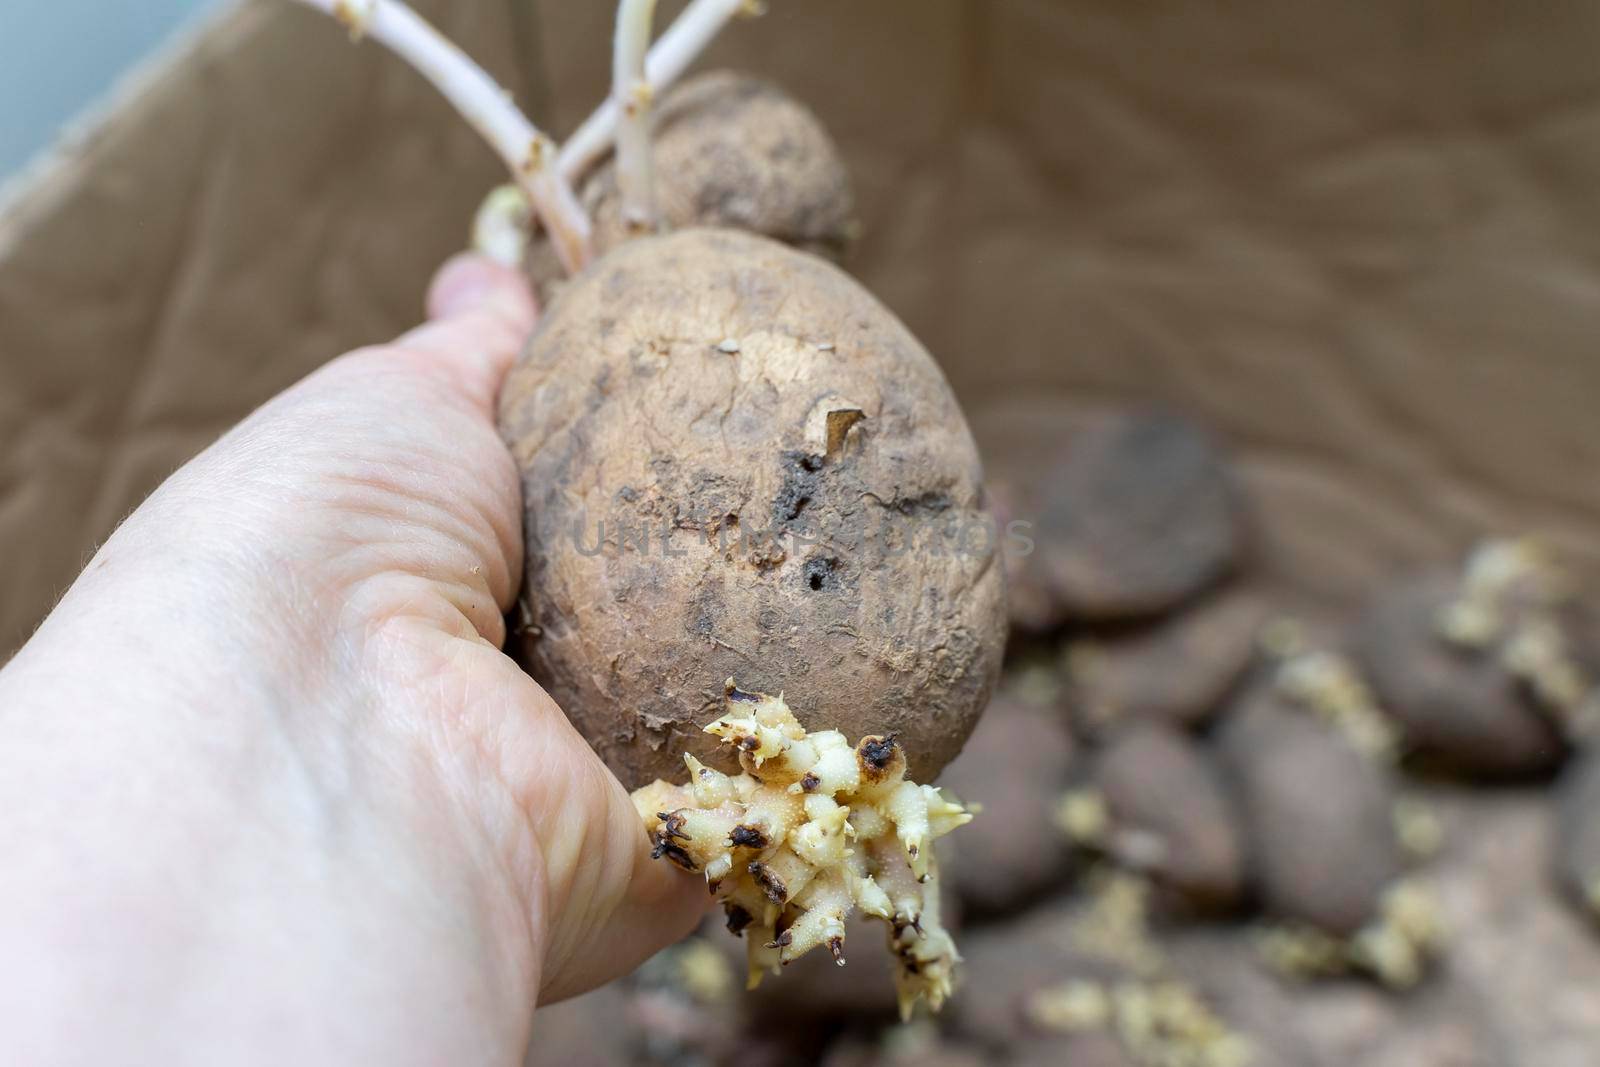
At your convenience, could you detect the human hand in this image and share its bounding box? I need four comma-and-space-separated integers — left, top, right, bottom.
0, 255, 704, 1066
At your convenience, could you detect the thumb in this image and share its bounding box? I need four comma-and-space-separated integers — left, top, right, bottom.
390, 253, 539, 413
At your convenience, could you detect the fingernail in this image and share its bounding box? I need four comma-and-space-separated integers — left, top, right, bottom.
428, 253, 502, 319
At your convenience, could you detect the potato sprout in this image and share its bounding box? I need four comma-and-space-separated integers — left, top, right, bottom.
631, 683, 975, 1020
289, 0, 762, 272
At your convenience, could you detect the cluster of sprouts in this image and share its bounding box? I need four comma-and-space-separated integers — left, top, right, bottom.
1028, 979, 1252, 1067
630, 683, 974, 1019
1030, 871, 1254, 1067
1271, 646, 1398, 763
1437, 538, 1600, 738
290, 0, 763, 271
1255, 624, 1445, 988
1255, 879, 1445, 990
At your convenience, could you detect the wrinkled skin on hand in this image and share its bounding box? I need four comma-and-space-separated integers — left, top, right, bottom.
0, 255, 704, 1066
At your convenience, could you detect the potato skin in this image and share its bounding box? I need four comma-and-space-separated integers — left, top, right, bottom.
499, 228, 1006, 788
587, 71, 854, 257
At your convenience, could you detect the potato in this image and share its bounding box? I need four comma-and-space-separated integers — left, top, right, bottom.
945, 900, 1133, 1054
936, 693, 1081, 917
1352, 572, 1570, 779
529, 71, 855, 290
1216, 689, 1403, 938
499, 228, 1007, 788
949, 882, 1248, 1067
1065, 588, 1265, 736
979, 409, 1244, 630
1090, 721, 1248, 913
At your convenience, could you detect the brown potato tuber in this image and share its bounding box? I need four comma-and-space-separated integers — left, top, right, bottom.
979, 409, 1244, 630
1218, 689, 1441, 987
1079, 721, 1248, 914
527, 71, 856, 291
937, 692, 1081, 917
499, 227, 1006, 789
1218, 690, 1400, 936
1351, 541, 1596, 779
1064, 588, 1266, 737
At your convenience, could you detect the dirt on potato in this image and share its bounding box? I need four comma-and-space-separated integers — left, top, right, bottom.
499, 228, 1006, 788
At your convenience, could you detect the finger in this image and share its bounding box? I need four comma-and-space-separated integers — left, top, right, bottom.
473, 665, 710, 1003
535, 761, 712, 1004
426, 252, 533, 323
394, 253, 539, 410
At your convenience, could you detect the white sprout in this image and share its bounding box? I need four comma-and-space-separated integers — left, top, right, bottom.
289, 0, 593, 273
471, 184, 533, 268
613, 0, 660, 233
559, 0, 759, 184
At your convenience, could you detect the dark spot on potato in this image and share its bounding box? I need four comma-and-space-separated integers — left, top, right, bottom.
774, 450, 824, 524
650, 834, 697, 872
803, 556, 838, 592
749, 861, 788, 903
860, 735, 897, 766
857, 734, 903, 782
892, 489, 953, 515
729, 824, 769, 849
725, 903, 754, 936
800, 772, 821, 792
